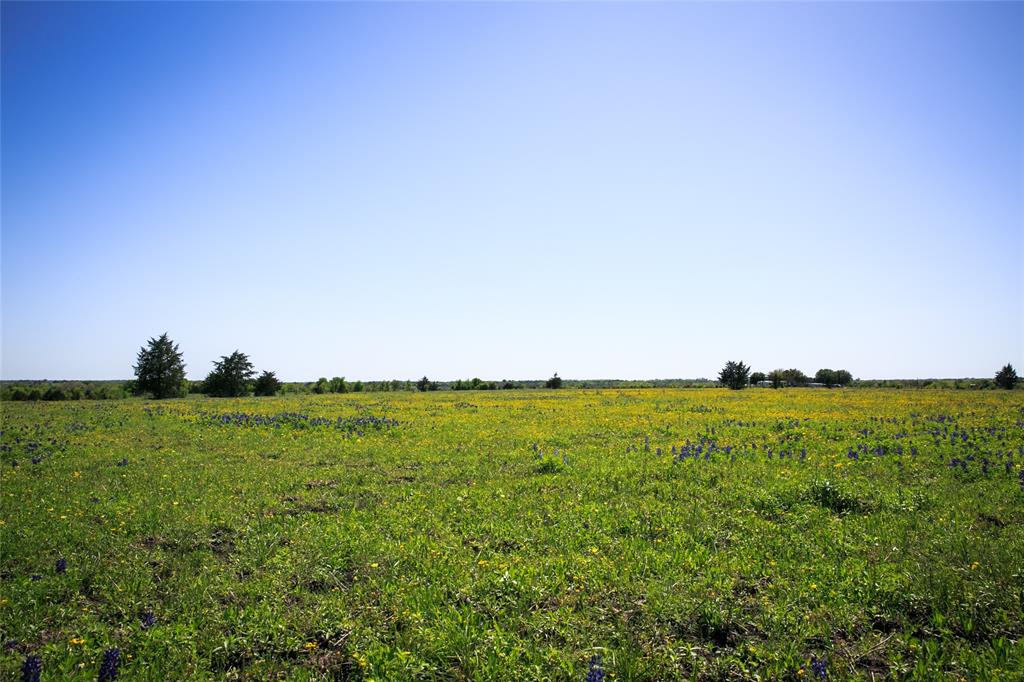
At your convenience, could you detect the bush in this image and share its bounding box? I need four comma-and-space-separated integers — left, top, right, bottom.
43, 386, 67, 401
545, 373, 563, 389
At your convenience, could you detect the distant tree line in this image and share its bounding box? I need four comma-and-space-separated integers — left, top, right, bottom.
721, 361, 1020, 390
720, 361, 854, 390
1, 381, 130, 401
2, 334, 1017, 400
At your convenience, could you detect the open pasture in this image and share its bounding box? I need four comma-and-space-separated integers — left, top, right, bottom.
2, 389, 1023, 680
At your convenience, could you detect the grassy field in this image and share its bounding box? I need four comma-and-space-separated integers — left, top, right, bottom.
1, 389, 1022, 680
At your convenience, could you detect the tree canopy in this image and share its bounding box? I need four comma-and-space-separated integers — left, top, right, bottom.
253, 370, 282, 396
995, 363, 1018, 390
718, 361, 750, 390
204, 351, 256, 397
133, 333, 186, 399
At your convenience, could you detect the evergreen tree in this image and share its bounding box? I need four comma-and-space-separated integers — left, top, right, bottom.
253, 370, 282, 396
133, 333, 186, 399
204, 351, 256, 397
995, 363, 1018, 390
545, 373, 563, 389
718, 360, 750, 390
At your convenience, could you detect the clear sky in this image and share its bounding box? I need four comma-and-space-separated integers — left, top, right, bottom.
2, 1, 1021, 381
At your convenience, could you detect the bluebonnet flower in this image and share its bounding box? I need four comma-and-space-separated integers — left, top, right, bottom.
655, 447, 661, 457
140, 610, 155, 629
21, 654, 42, 682
810, 655, 827, 679
117, 458, 129, 467
31, 455, 41, 465
30, 575, 41, 582
585, 654, 605, 682
98, 648, 121, 681
10, 459, 18, 468
55, 558, 66, 574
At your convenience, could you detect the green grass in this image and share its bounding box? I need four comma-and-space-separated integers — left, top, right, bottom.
2, 389, 1022, 680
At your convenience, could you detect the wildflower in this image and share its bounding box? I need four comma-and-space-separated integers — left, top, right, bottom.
21, 654, 42, 682
810, 656, 826, 679
304, 641, 317, 650
56, 558, 66, 574
70, 637, 84, 645
98, 648, 121, 681
116, 459, 129, 467
586, 654, 606, 682
140, 610, 155, 629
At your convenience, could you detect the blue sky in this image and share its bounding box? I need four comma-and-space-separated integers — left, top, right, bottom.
2, 1, 1021, 381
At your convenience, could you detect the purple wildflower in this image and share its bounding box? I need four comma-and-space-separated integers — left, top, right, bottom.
98, 648, 121, 682
810, 656, 827, 679
140, 610, 155, 629
585, 654, 606, 682
55, 558, 66, 574
21, 654, 42, 682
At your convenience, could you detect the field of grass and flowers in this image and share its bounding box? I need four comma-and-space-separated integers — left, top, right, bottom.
2, 389, 1022, 680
